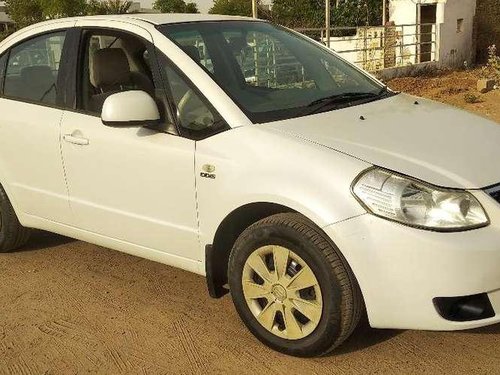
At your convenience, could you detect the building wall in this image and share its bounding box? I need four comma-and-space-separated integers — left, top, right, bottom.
475, 0, 500, 63
389, 0, 477, 68
438, 0, 476, 67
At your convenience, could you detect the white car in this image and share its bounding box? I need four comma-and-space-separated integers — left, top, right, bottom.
1, 14, 499, 357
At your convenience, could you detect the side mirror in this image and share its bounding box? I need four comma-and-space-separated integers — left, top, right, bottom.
101, 90, 161, 127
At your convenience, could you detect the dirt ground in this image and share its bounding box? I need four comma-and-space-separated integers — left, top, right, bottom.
388, 68, 500, 123
2, 70, 500, 375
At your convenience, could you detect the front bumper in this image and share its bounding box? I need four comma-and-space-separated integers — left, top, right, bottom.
324, 190, 500, 331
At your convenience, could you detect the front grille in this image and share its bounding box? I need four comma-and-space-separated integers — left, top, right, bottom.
485, 184, 500, 204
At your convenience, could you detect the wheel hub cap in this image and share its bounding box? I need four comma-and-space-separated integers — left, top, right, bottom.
241, 245, 323, 340
271, 284, 287, 302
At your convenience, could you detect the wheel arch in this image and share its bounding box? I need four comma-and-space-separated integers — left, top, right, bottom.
0, 173, 22, 219
206, 202, 296, 298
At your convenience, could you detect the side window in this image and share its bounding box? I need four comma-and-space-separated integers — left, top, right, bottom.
157, 52, 227, 139
79, 31, 156, 115
222, 30, 317, 90
0, 53, 7, 94
4, 31, 66, 105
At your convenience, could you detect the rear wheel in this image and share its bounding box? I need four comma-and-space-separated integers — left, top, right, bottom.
0, 185, 31, 253
228, 213, 362, 357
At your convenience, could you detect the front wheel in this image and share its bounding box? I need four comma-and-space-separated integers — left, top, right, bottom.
228, 213, 363, 357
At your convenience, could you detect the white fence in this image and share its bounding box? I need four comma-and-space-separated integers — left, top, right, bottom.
297, 23, 440, 72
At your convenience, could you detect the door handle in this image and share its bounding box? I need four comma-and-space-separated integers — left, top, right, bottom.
63, 134, 89, 146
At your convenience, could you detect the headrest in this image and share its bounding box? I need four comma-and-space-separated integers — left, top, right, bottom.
227, 36, 248, 53
180, 45, 201, 63
91, 48, 130, 88
21, 65, 54, 86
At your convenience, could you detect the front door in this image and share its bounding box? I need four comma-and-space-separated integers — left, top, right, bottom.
60, 26, 200, 260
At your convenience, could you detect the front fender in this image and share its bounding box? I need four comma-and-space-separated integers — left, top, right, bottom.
195, 125, 370, 248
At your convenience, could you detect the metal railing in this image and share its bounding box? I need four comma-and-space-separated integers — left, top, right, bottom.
296, 23, 440, 72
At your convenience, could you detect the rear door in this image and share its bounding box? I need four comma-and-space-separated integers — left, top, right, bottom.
0, 25, 75, 224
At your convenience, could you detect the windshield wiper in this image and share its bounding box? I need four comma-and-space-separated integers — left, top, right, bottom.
307, 92, 379, 107
301, 88, 392, 116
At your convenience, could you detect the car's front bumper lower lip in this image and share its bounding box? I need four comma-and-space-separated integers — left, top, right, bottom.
323, 192, 500, 331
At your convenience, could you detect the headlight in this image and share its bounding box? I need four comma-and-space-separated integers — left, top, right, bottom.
352, 168, 489, 231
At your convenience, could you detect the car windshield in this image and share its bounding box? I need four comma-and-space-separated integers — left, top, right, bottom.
159, 21, 387, 123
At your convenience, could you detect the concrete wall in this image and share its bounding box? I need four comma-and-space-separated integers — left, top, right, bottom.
475, 0, 500, 63
389, 0, 476, 68
438, 0, 477, 67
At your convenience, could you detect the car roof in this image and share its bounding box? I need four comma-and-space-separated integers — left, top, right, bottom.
117, 13, 258, 25
0, 14, 263, 51
50, 13, 259, 26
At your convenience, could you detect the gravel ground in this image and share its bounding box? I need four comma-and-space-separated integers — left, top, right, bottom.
1, 231, 500, 375
1, 71, 500, 374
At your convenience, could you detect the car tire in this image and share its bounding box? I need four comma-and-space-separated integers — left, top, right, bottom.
228, 213, 363, 357
0, 184, 31, 253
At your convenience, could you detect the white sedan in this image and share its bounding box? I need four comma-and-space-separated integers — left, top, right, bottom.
1, 14, 499, 357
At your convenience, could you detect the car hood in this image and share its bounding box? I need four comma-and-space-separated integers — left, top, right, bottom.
265, 94, 500, 189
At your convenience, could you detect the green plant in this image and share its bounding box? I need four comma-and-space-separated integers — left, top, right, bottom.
209, 0, 262, 17
0, 29, 14, 42
87, 0, 132, 15
487, 44, 500, 82
153, 0, 199, 13
464, 92, 481, 104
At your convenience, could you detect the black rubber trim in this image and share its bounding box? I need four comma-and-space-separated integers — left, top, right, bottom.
434, 293, 495, 322
57, 27, 81, 109
102, 119, 161, 127
205, 244, 229, 299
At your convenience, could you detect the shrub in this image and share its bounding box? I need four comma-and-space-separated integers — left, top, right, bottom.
487, 45, 500, 82
464, 92, 481, 104
0, 30, 14, 43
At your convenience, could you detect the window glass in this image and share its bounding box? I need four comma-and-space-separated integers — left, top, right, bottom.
79, 31, 156, 115
161, 22, 384, 123
157, 52, 225, 138
167, 30, 214, 74
4, 31, 66, 105
222, 30, 316, 90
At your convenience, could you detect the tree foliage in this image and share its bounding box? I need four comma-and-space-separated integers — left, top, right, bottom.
209, 0, 261, 17
270, 0, 324, 28
184, 2, 198, 13
5, 0, 133, 27
331, 0, 382, 27
209, 0, 383, 28
0, 29, 15, 42
3, 0, 383, 32
153, 0, 199, 13
87, 0, 133, 15
41, 0, 87, 17
4, 0, 44, 28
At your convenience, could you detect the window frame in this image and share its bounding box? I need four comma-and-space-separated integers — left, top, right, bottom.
155, 48, 231, 141
0, 29, 71, 109
0, 51, 8, 95
73, 27, 178, 135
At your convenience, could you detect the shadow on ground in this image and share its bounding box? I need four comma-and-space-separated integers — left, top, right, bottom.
467, 323, 500, 334
19, 230, 75, 252
333, 317, 402, 355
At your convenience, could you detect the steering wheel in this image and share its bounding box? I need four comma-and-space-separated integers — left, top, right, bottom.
177, 89, 214, 130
